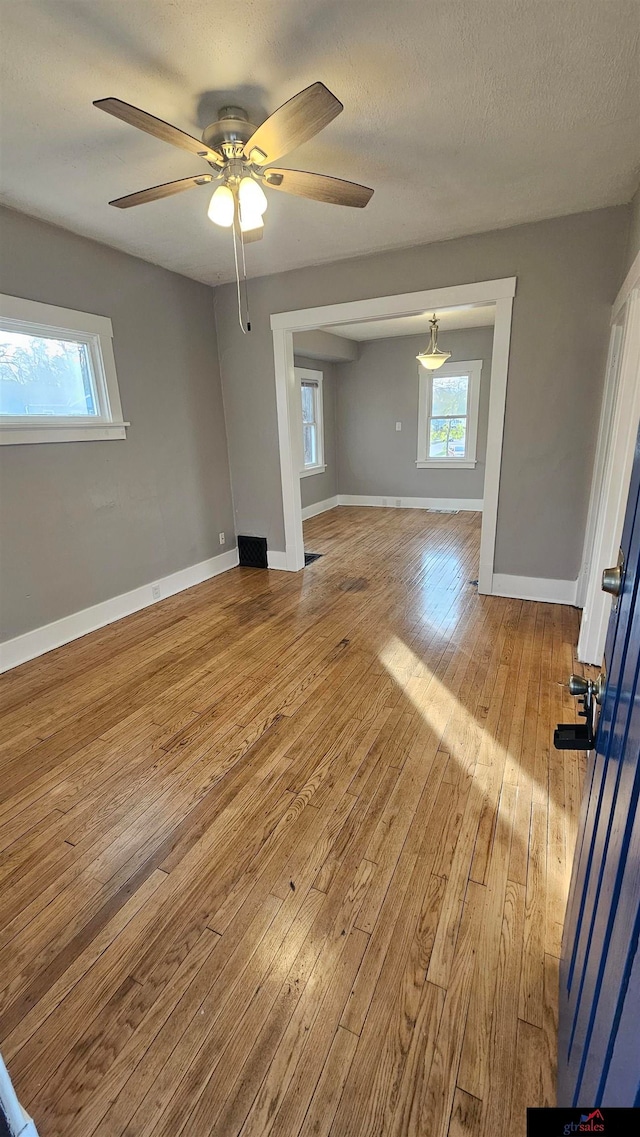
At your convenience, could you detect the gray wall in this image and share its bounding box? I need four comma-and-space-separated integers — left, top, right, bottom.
0, 206, 234, 641
336, 327, 493, 502
292, 329, 357, 362
294, 355, 338, 510
215, 206, 628, 582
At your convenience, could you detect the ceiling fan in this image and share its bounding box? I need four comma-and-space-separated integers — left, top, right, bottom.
93, 82, 374, 243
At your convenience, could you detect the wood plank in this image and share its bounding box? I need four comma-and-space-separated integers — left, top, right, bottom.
398, 881, 486, 1137
479, 880, 526, 1137
448, 1087, 484, 1137
297, 1025, 359, 1137
518, 800, 547, 1027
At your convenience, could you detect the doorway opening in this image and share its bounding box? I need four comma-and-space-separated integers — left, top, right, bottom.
270, 278, 516, 594
292, 302, 496, 575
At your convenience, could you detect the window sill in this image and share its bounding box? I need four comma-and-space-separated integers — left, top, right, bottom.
0, 421, 129, 445
300, 464, 326, 478
416, 459, 477, 469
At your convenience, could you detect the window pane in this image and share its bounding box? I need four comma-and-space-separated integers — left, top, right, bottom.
429, 417, 467, 458
431, 374, 468, 418
0, 329, 97, 417
301, 383, 315, 425
303, 423, 317, 466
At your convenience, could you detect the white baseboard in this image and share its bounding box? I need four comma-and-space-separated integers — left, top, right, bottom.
301, 495, 339, 521
491, 572, 579, 606
0, 547, 240, 673
267, 550, 289, 570
336, 494, 483, 512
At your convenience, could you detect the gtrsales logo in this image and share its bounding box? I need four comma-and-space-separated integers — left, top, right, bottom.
527, 1107, 638, 1136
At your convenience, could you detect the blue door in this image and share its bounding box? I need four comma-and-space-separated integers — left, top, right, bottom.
558, 425, 640, 1105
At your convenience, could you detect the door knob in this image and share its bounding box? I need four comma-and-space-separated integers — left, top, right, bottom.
557, 670, 606, 749
568, 674, 590, 697
568, 672, 606, 704
602, 549, 624, 599
557, 675, 596, 749
602, 565, 622, 596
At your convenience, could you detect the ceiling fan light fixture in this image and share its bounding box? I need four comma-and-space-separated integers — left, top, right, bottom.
207, 184, 234, 227
238, 176, 268, 216
416, 314, 452, 370
95, 84, 373, 336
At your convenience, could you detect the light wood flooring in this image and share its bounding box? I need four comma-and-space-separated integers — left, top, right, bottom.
0, 507, 587, 1136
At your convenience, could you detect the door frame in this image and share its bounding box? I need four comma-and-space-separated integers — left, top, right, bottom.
577, 248, 640, 664
270, 276, 516, 594
575, 322, 625, 610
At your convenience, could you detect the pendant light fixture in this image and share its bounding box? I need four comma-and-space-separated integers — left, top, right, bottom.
416, 314, 451, 370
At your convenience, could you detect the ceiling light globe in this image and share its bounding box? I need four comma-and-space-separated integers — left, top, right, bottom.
207, 185, 234, 227
238, 176, 268, 216
416, 350, 452, 370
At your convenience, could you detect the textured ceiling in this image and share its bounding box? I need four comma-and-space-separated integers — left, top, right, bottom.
1, 0, 638, 286
328, 303, 496, 341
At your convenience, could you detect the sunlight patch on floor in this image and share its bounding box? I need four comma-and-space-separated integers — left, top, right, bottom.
379, 633, 537, 800
379, 632, 571, 957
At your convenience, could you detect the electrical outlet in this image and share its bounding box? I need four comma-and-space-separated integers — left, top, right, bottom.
219, 532, 225, 545
151, 584, 161, 600
395, 421, 402, 431
395, 499, 402, 508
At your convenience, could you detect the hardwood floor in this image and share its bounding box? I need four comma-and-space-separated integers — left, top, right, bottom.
0, 507, 587, 1137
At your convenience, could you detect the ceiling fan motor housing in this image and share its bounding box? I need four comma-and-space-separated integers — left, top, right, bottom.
202, 107, 257, 161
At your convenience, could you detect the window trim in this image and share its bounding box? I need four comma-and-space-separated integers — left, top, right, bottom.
296, 366, 326, 477
416, 358, 482, 469
0, 293, 129, 445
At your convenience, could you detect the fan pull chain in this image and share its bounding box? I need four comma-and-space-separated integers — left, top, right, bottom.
231, 222, 251, 334
239, 228, 252, 332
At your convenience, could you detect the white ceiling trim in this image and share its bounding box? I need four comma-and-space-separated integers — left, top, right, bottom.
270, 277, 516, 331
327, 302, 496, 340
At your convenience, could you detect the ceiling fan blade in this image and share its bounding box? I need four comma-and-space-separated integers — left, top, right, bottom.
263, 168, 373, 208
243, 82, 342, 166
94, 98, 224, 165
109, 174, 213, 209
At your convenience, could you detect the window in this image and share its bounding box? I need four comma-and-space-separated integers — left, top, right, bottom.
417, 358, 482, 469
297, 367, 325, 476
0, 293, 128, 445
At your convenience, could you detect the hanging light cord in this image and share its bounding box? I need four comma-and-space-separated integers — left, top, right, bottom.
240, 228, 251, 331
230, 218, 250, 332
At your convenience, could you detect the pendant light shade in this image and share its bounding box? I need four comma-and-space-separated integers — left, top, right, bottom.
207, 184, 234, 227
238, 176, 267, 232
416, 314, 451, 370
238, 176, 268, 215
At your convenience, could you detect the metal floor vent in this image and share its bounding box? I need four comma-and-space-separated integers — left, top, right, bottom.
238, 535, 268, 569
426, 508, 459, 514
304, 552, 323, 566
